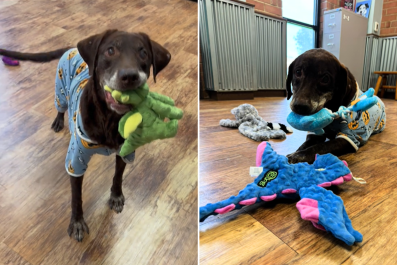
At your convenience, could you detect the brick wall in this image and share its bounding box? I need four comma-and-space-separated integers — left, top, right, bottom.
246, 0, 282, 17
381, 0, 397, 36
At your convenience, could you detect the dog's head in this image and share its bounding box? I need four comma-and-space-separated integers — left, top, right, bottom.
356, 4, 369, 16
77, 29, 171, 114
286, 49, 356, 115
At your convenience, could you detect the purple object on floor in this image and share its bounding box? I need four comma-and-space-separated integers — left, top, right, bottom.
2, 56, 19, 66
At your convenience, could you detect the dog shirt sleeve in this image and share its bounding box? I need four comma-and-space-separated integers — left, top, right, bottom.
65, 134, 90, 177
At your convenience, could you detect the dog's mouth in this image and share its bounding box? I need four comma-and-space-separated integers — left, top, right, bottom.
104, 89, 132, 115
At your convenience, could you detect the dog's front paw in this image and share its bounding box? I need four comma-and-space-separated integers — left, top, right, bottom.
287, 151, 314, 164
108, 193, 125, 213
67, 217, 89, 242
51, 115, 64, 132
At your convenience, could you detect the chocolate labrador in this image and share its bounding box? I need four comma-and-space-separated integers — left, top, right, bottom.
286, 48, 386, 164
0, 29, 171, 242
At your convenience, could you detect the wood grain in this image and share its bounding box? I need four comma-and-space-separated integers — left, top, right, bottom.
0, 0, 198, 264
199, 97, 397, 265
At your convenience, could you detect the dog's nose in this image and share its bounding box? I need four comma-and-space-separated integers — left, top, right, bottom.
118, 69, 139, 85
293, 104, 313, 115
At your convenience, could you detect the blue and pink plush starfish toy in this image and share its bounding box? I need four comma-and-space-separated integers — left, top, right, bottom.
200, 142, 362, 246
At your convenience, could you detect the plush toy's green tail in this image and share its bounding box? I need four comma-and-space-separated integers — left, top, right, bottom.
119, 119, 179, 157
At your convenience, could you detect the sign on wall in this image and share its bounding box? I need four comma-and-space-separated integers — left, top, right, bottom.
343, 0, 355, 11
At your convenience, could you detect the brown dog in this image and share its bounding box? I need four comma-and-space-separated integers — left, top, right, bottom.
0, 29, 171, 242
286, 49, 363, 164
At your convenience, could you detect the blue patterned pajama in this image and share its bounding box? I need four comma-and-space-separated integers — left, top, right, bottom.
55, 48, 135, 177
324, 87, 386, 150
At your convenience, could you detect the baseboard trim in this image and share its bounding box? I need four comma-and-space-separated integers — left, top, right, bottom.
206, 90, 286, 100
254, 90, 287, 97
206, 91, 254, 100
377, 90, 397, 100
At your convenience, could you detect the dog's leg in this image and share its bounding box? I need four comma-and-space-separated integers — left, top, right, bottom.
67, 175, 89, 242
108, 155, 127, 213
288, 138, 356, 164
51, 112, 65, 132
287, 134, 326, 161
295, 134, 327, 152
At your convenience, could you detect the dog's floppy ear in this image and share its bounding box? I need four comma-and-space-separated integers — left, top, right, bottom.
336, 63, 354, 107
337, 63, 348, 88
77, 29, 118, 76
365, 3, 369, 8
286, 61, 295, 100
356, 4, 361, 12
139, 33, 171, 82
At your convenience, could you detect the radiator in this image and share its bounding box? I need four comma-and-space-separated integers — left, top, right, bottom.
199, 0, 214, 90
362, 35, 380, 91
199, 0, 286, 92
379, 36, 397, 87
255, 13, 286, 90
362, 36, 397, 91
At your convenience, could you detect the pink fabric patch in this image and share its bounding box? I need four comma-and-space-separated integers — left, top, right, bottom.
331, 177, 344, 185
260, 194, 277, 201
312, 221, 326, 231
214, 204, 235, 214
256, 142, 267, 167
342, 160, 348, 167
342, 173, 353, 181
315, 154, 318, 160
282, 189, 297, 194
296, 198, 319, 223
239, 197, 257, 205
318, 182, 332, 187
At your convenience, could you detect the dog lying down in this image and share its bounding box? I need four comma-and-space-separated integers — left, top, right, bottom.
286, 49, 386, 164
0, 29, 172, 242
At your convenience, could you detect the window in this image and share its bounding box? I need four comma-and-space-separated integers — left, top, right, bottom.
283, 0, 320, 68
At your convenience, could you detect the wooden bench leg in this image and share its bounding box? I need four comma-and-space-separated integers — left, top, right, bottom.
381, 75, 387, 98
374, 75, 382, 96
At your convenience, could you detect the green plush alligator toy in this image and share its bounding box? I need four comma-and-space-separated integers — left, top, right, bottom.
104, 83, 183, 157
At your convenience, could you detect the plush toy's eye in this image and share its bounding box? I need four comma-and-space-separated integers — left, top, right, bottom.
295, 69, 302, 77
321, 75, 330, 84
139, 49, 147, 59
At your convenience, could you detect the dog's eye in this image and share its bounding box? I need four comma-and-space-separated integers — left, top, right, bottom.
106, 47, 115, 57
139, 49, 147, 59
295, 69, 302, 77
321, 75, 330, 84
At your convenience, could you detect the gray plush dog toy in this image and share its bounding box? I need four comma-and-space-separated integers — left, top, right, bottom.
220, 104, 293, 141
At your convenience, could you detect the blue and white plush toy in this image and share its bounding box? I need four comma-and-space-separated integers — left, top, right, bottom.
199, 142, 363, 246
287, 88, 378, 135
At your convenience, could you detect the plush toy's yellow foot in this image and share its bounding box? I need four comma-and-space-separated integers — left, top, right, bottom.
123, 112, 143, 137
104, 85, 130, 103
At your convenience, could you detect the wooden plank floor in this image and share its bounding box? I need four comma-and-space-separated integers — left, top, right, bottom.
0, 1, 198, 265
199, 97, 397, 265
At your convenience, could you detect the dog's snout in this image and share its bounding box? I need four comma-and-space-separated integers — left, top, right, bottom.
118, 69, 139, 85
292, 104, 313, 116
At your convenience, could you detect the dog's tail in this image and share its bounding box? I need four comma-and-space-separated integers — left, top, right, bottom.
0, 47, 72, 62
